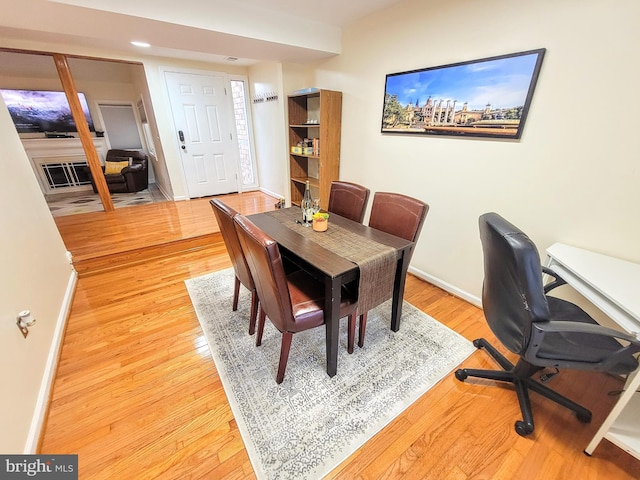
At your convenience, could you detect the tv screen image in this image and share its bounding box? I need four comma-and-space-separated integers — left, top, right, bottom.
381, 48, 545, 139
0, 89, 95, 133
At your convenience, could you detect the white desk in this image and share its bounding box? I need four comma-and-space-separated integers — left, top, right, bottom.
546, 243, 640, 459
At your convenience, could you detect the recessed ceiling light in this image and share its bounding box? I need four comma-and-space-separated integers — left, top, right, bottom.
226, 57, 238, 62
131, 41, 151, 48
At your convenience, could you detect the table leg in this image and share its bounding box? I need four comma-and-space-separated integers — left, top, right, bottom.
324, 276, 341, 377
391, 251, 411, 332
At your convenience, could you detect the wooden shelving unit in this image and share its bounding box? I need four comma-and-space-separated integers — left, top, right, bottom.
287, 89, 342, 209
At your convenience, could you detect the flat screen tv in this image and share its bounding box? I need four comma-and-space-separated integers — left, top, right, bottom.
381, 48, 545, 140
0, 89, 95, 133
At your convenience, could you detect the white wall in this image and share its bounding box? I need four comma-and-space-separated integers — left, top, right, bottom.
312, 0, 640, 302
248, 62, 289, 201
0, 96, 75, 452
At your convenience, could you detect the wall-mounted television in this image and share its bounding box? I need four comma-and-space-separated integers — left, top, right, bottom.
0, 89, 95, 134
381, 48, 545, 140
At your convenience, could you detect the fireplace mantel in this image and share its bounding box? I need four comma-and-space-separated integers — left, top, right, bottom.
22, 137, 108, 195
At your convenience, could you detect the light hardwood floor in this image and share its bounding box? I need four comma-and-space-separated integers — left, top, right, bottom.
42, 192, 640, 479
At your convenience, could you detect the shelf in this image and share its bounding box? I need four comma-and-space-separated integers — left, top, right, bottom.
291, 176, 319, 189
287, 89, 341, 209
605, 392, 640, 459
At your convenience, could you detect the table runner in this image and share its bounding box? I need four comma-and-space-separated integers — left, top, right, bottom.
265, 208, 397, 315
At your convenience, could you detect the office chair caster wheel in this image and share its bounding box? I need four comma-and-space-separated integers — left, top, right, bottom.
454, 369, 467, 381
576, 411, 592, 423
515, 420, 533, 437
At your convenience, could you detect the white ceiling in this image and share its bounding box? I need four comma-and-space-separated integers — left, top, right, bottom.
0, 0, 405, 65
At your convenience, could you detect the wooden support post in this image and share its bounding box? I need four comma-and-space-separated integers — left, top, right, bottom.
53, 54, 114, 212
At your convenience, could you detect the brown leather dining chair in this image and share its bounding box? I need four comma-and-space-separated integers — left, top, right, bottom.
233, 213, 359, 384
357, 192, 429, 348
210, 199, 258, 335
327, 181, 370, 223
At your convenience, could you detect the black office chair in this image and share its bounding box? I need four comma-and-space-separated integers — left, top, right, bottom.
455, 212, 640, 436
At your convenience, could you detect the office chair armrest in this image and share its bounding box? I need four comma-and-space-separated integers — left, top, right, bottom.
541, 266, 567, 294
531, 320, 640, 344
528, 321, 640, 371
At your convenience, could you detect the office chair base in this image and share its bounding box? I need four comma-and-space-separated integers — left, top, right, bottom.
455, 338, 592, 437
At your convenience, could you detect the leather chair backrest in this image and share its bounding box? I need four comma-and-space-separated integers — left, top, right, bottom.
210, 199, 254, 291
234, 214, 294, 332
368, 192, 429, 242
479, 212, 551, 355
327, 181, 370, 223
106, 149, 148, 168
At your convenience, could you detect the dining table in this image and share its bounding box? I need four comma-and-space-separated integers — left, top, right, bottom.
247, 207, 416, 377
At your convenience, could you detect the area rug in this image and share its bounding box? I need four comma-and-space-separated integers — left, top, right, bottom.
185, 268, 475, 480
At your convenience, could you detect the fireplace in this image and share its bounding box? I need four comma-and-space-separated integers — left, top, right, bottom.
21, 137, 108, 194
41, 160, 92, 190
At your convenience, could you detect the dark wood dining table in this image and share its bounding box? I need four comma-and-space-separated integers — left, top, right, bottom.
247, 207, 415, 377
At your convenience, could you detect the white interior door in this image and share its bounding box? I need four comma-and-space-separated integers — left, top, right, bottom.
164, 71, 239, 198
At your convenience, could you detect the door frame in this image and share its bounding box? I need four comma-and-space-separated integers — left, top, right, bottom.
229, 74, 259, 192
160, 66, 241, 199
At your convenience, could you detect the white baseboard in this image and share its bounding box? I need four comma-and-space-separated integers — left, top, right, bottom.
168, 187, 275, 202
154, 182, 171, 202
24, 268, 78, 453
258, 187, 281, 200
409, 266, 482, 308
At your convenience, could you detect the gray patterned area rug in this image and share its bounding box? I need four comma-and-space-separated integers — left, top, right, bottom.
185, 268, 474, 480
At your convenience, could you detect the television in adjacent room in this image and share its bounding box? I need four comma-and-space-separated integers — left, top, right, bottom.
0, 89, 95, 134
